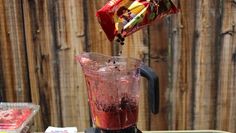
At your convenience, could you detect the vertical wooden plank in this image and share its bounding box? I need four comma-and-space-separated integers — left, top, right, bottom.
22, 0, 61, 131
193, 0, 217, 129
5, 0, 30, 102
216, 0, 236, 132
170, 0, 195, 130
169, 0, 182, 130
87, 0, 112, 55
0, 0, 15, 101
0, 0, 6, 101
149, 20, 169, 130
22, 0, 42, 130
0, 44, 4, 101
229, 3, 236, 132
55, 0, 90, 130
0, 0, 30, 102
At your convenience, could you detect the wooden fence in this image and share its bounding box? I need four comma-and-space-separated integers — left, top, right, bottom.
0, 0, 235, 132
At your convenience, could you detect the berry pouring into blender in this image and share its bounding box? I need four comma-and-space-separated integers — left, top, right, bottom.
76, 0, 178, 132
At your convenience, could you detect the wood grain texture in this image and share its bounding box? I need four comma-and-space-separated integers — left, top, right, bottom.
193, 0, 218, 129
87, 0, 112, 55
170, 0, 195, 130
149, 20, 169, 130
22, 0, 61, 131
216, 0, 236, 133
0, 0, 30, 102
54, 0, 90, 130
0, 0, 15, 101
229, 2, 236, 131
0, 38, 4, 101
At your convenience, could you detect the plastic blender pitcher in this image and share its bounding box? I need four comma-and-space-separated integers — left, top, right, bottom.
76, 52, 159, 130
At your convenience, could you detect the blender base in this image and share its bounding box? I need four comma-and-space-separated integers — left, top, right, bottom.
85, 126, 142, 133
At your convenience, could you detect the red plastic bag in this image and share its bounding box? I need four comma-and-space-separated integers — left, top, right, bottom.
96, 0, 179, 42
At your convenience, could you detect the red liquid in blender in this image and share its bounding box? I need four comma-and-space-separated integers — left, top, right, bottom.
84, 73, 139, 130
90, 94, 138, 130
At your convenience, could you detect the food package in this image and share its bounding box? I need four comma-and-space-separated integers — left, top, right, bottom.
96, 0, 179, 42
0, 102, 39, 133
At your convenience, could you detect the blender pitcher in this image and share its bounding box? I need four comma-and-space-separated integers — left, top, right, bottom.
76, 52, 159, 131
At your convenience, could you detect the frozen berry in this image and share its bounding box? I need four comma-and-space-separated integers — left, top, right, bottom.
116, 38, 121, 42
117, 33, 122, 38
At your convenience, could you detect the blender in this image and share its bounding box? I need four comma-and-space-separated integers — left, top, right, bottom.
76, 52, 159, 133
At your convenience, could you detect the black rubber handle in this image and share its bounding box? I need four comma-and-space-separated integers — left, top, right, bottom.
140, 65, 159, 114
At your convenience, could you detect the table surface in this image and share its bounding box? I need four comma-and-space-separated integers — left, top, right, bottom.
78, 130, 230, 133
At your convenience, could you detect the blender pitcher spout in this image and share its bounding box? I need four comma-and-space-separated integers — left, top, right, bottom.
75, 52, 94, 69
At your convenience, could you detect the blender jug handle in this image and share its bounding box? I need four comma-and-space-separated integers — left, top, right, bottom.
140, 65, 159, 114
